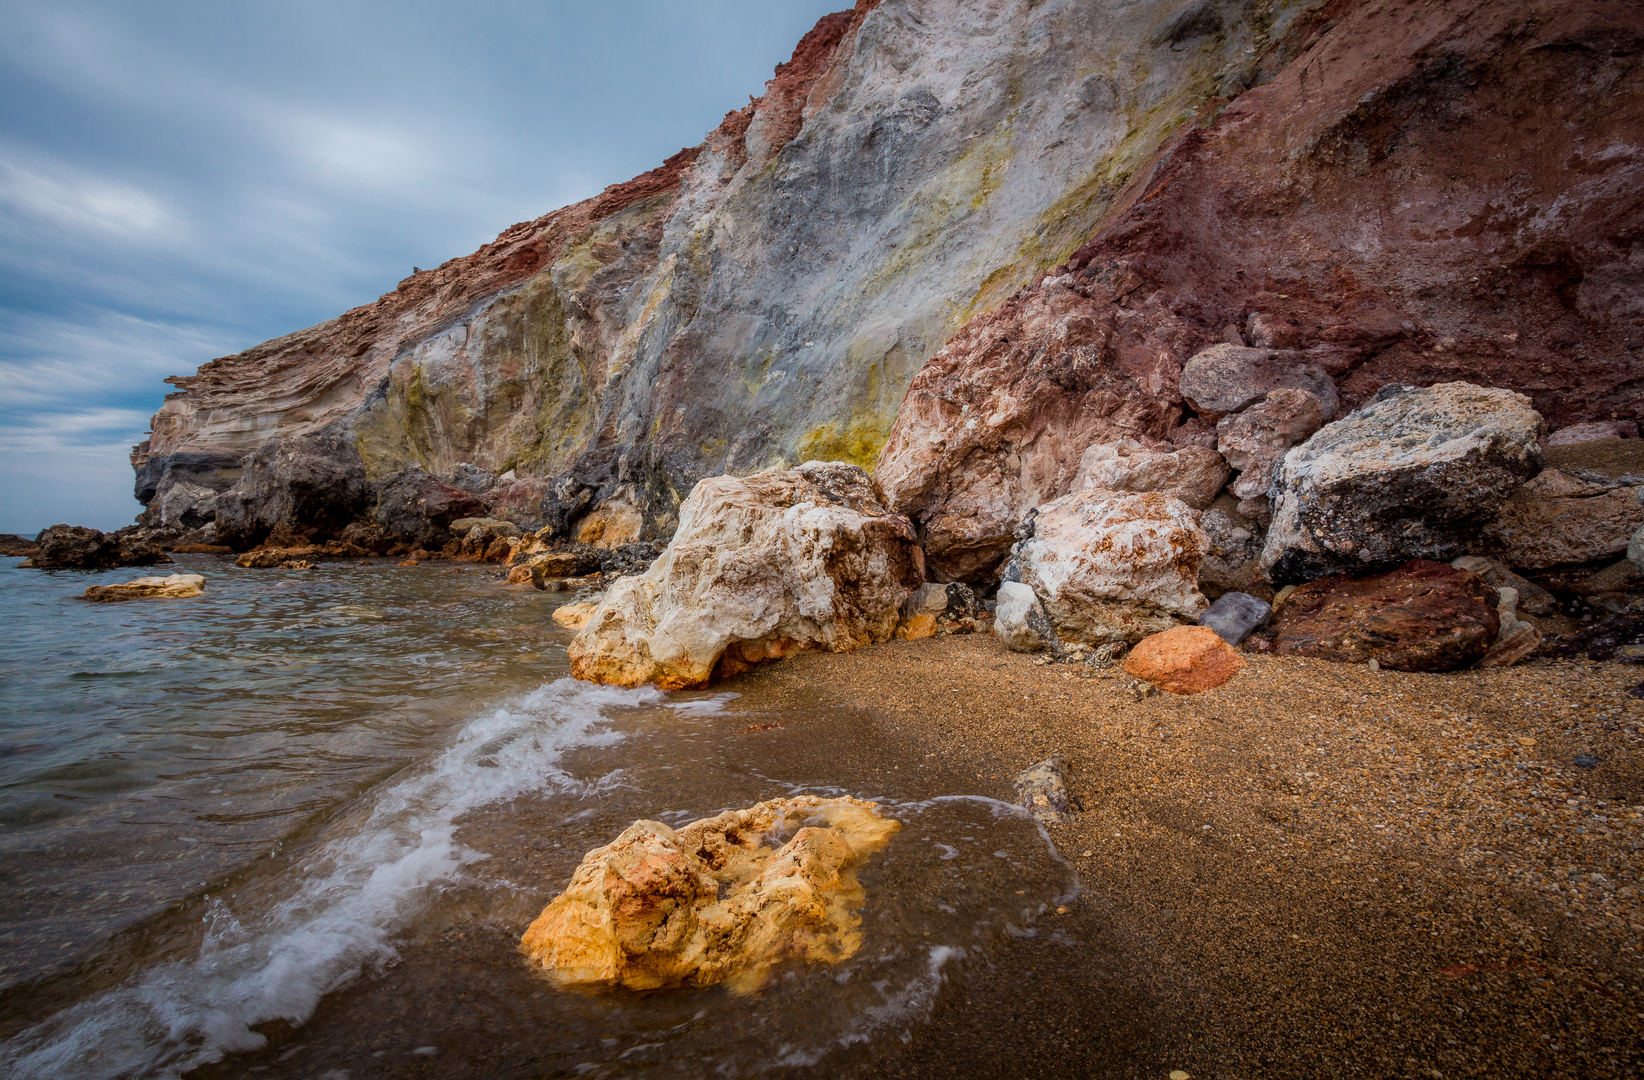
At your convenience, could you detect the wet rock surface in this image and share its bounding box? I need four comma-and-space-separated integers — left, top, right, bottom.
568, 463, 923, 689
19, 525, 172, 570
1266, 560, 1501, 672
1013, 756, 1076, 824
83, 573, 206, 602
520, 796, 898, 992
1010, 490, 1207, 646
1261, 383, 1544, 584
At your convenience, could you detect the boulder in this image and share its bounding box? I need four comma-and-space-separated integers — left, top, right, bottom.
1267, 559, 1500, 672
454, 519, 523, 562
1074, 439, 1229, 510
1011, 491, 1208, 646
372, 464, 489, 547
235, 546, 322, 569
552, 600, 600, 630
1260, 383, 1544, 584
520, 796, 898, 992
567, 462, 923, 689
994, 581, 1059, 653
214, 435, 372, 549
1482, 470, 1644, 569
1547, 421, 1638, 446
1013, 756, 1076, 823
1124, 625, 1246, 694
19, 525, 172, 569
1476, 587, 1542, 668
1216, 388, 1325, 502
1197, 506, 1264, 597
1197, 591, 1271, 645
528, 552, 581, 588
83, 573, 205, 602
1179, 344, 1339, 420
1449, 555, 1558, 617
0, 533, 40, 557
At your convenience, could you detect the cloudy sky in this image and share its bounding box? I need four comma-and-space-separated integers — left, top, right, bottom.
0, 0, 842, 535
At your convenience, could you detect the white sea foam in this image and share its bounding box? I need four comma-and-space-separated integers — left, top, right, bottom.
0, 678, 658, 1080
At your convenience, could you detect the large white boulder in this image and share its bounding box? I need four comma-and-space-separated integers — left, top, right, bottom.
1012, 491, 1208, 645
567, 462, 924, 689
1260, 382, 1544, 583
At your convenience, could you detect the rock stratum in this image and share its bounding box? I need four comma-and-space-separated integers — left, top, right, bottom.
133, 0, 1644, 568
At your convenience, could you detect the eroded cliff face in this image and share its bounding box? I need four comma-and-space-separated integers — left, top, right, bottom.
134, 0, 1326, 538
877, 0, 1644, 579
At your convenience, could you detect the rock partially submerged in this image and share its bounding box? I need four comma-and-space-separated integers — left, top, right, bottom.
520, 796, 898, 993
83, 573, 206, 602
568, 462, 923, 689
0, 534, 40, 557
20, 525, 172, 570
1261, 383, 1544, 583
1266, 560, 1500, 672
1123, 625, 1246, 694
1011, 490, 1207, 646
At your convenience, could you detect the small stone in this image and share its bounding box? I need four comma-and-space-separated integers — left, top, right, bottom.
1013, 756, 1077, 822
1368, 658, 1380, 672
1170, 1070, 1192, 1080
1123, 625, 1246, 694
1516, 737, 1537, 746
1573, 754, 1602, 769
1197, 591, 1272, 645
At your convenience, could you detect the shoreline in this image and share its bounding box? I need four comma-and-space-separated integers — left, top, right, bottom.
725, 634, 1643, 1077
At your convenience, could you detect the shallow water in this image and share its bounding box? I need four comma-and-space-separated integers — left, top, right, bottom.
0, 557, 1147, 1079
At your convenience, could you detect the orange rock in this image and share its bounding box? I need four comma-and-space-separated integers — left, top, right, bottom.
1123, 625, 1245, 694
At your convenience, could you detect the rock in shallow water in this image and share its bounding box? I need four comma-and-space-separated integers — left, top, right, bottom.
567, 462, 923, 689
1123, 625, 1246, 694
20, 525, 171, 570
83, 573, 206, 602
520, 796, 898, 993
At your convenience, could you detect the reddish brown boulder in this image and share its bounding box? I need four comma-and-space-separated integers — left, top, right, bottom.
1123, 626, 1246, 694
1267, 560, 1501, 672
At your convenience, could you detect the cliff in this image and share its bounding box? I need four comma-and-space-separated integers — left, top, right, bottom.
134, 0, 1643, 562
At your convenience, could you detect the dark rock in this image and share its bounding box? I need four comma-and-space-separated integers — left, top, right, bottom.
1261, 383, 1544, 584
338, 521, 395, 555
1012, 756, 1077, 823
1539, 614, 1644, 662
215, 435, 372, 550
1268, 559, 1500, 672
1198, 591, 1271, 645
372, 464, 490, 547
19, 525, 172, 570
445, 462, 500, 495
1572, 754, 1603, 769
1198, 505, 1263, 598
539, 478, 596, 541
0, 533, 40, 557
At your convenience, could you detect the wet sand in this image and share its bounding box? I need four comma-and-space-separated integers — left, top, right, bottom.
732, 635, 1644, 1079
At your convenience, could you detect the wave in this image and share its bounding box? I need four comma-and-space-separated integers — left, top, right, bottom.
0, 678, 657, 1080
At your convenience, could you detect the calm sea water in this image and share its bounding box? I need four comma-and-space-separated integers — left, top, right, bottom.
0, 556, 1129, 1079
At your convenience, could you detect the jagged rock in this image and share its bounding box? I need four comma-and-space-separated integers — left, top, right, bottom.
1216, 388, 1325, 501
1482, 470, 1644, 569
1197, 506, 1264, 597
1011, 491, 1207, 646
1123, 625, 1246, 694
83, 573, 205, 602
1197, 591, 1271, 645
1267, 560, 1500, 672
1477, 587, 1542, 668
567, 462, 923, 688
213, 435, 371, 550
1074, 439, 1229, 510
528, 552, 582, 588
520, 796, 898, 992
1180, 344, 1339, 421
1013, 756, 1076, 823
0, 534, 40, 557
19, 525, 171, 570
993, 581, 1058, 653
338, 520, 394, 555
371, 464, 489, 547
235, 546, 320, 569
1449, 555, 1558, 617
1260, 383, 1545, 584
1547, 421, 1638, 446
454, 519, 523, 562
153, 480, 219, 531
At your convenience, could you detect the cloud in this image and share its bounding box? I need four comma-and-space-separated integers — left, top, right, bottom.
0, 155, 170, 239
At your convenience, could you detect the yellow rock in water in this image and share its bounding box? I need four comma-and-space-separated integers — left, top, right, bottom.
520, 795, 899, 993
83, 573, 206, 602
551, 601, 599, 630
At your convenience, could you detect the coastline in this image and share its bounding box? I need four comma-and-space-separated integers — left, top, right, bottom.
727, 635, 1644, 1077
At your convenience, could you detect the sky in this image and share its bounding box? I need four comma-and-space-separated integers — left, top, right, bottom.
0, 0, 844, 535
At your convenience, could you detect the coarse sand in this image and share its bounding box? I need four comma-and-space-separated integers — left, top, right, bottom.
730, 633, 1644, 1078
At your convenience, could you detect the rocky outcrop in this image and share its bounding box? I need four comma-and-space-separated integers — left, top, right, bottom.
0, 534, 40, 557
520, 795, 898, 993
19, 525, 171, 570
1009, 490, 1207, 646
1265, 560, 1500, 672
1123, 625, 1246, 694
83, 573, 205, 602
214, 435, 371, 550
567, 462, 923, 688
1260, 383, 1544, 583
370, 465, 489, 548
